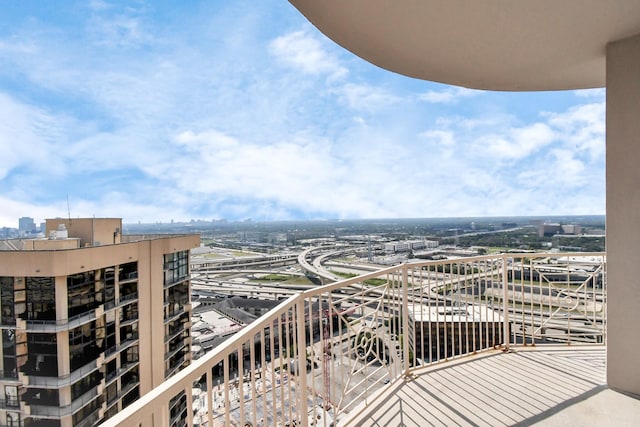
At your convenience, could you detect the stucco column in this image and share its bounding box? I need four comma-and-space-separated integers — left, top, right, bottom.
606, 31, 640, 396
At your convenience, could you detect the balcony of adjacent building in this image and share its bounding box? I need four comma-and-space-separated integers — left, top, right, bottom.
16, 306, 103, 334
101, 252, 640, 426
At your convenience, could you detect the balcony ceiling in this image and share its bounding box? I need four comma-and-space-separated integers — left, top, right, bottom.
289, 0, 640, 91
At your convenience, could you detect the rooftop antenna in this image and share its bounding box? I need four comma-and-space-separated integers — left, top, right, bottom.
66, 195, 72, 224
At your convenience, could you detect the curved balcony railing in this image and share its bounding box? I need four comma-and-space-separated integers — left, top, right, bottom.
103, 252, 606, 427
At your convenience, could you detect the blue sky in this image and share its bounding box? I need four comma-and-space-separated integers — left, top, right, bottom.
0, 1, 605, 227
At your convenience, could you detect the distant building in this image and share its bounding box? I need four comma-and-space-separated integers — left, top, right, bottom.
0, 227, 13, 239
0, 218, 199, 427
538, 223, 582, 237
18, 217, 36, 236
538, 223, 563, 237
561, 224, 582, 235
384, 239, 438, 254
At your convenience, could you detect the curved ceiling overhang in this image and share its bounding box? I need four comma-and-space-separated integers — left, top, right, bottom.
290, 0, 640, 91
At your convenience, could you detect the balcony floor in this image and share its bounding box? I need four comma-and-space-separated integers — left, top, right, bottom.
347, 346, 640, 426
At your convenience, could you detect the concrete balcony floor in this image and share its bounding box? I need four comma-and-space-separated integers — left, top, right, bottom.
347, 346, 640, 426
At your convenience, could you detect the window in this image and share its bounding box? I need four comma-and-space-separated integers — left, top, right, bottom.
121, 366, 139, 390
67, 272, 97, 318
105, 321, 116, 355
118, 262, 138, 282
22, 387, 58, 406
4, 386, 18, 407
121, 320, 138, 337
71, 371, 102, 400
104, 267, 116, 308
2, 330, 16, 379
120, 302, 138, 323
69, 322, 102, 372
164, 282, 189, 319
106, 381, 118, 404
163, 251, 189, 286
121, 345, 139, 366
6, 412, 20, 427
25, 277, 55, 321
0, 277, 14, 325
71, 398, 102, 426
23, 333, 57, 376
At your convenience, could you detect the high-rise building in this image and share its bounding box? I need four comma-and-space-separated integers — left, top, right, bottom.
0, 218, 199, 427
17, 217, 36, 236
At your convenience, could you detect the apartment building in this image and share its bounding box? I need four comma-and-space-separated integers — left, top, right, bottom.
0, 218, 199, 427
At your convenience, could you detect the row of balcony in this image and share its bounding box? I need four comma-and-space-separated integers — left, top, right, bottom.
4, 361, 139, 424
17, 297, 140, 332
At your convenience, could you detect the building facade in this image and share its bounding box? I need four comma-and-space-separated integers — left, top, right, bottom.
0, 218, 199, 427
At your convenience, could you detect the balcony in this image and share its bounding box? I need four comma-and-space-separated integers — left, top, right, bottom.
347, 345, 640, 426
24, 359, 99, 388
105, 334, 139, 359
23, 307, 101, 333
27, 386, 101, 418
102, 253, 640, 426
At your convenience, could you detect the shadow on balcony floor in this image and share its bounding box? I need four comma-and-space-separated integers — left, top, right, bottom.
348, 346, 640, 427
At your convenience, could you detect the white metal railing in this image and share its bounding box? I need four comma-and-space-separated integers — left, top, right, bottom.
102, 252, 605, 427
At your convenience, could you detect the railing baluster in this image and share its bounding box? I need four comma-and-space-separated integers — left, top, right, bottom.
206, 367, 213, 427
502, 254, 510, 349
185, 385, 193, 427
260, 329, 267, 427
249, 333, 257, 427
238, 341, 245, 427
223, 352, 230, 427
402, 264, 410, 377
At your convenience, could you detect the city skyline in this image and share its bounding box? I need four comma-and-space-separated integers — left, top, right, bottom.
0, 1, 605, 228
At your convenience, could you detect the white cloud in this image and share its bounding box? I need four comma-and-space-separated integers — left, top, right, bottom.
334, 83, 401, 111
88, 0, 112, 12
176, 130, 239, 151
268, 30, 347, 79
0, 196, 67, 229
550, 149, 587, 186
484, 122, 556, 160
573, 88, 605, 98
420, 130, 455, 147
419, 86, 483, 104
545, 102, 605, 161
0, 94, 69, 179
87, 2, 153, 48
168, 130, 337, 203
0, 1, 607, 224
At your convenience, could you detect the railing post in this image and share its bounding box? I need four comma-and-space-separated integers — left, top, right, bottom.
206, 370, 213, 427
502, 255, 510, 350
295, 299, 309, 427
185, 386, 194, 427
402, 264, 410, 376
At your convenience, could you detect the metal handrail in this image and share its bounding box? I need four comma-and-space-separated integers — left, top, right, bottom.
103, 252, 606, 427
